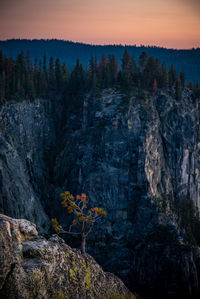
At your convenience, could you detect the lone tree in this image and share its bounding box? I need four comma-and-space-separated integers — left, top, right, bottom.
52, 191, 106, 255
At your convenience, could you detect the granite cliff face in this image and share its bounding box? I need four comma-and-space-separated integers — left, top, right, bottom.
0, 89, 200, 298
0, 214, 133, 299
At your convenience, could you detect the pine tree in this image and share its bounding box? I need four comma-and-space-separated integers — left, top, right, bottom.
159, 63, 168, 89
153, 78, 158, 93
27, 72, 36, 101
69, 59, 85, 96
108, 55, 118, 86
187, 81, 193, 90
48, 56, 56, 92
120, 50, 132, 92
55, 58, 62, 92
130, 55, 137, 74
0, 50, 3, 76
26, 50, 31, 72
87, 56, 99, 97
87, 56, 95, 87
0, 51, 5, 103
34, 57, 38, 72
139, 51, 148, 71
15, 52, 25, 98
180, 70, 185, 88
62, 63, 70, 84
36, 59, 43, 97
175, 78, 182, 101
192, 82, 200, 99
9, 58, 16, 99
142, 56, 158, 90
99, 54, 109, 88
43, 53, 47, 73
130, 54, 139, 86
168, 64, 177, 88
122, 50, 130, 71
41, 54, 48, 97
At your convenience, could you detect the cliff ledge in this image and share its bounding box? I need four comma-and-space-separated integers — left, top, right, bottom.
0, 214, 133, 299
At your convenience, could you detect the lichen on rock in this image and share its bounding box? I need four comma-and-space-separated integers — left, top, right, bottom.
0, 214, 133, 299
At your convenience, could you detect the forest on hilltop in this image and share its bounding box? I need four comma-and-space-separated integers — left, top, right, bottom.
0, 48, 200, 104
0, 39, 200, 82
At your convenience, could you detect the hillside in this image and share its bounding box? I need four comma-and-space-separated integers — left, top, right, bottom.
0, 39, 200, 82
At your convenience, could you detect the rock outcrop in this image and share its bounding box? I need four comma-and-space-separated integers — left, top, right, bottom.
0, 89, 200, 297
0, 214, 133, 299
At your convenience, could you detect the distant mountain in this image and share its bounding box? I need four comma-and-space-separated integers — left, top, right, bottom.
0, 39, 200, 82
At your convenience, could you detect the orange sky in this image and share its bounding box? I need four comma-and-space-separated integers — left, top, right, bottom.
0, 0, 200, 49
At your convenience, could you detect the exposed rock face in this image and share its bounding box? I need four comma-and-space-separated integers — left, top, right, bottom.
54, 89, 200, 298
0, 89, 200, 297
130, 242, 200, 298
0, 214, 133, 299
0, 99, 56, 233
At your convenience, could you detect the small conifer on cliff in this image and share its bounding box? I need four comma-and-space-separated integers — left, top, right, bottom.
52, 191, 106, 255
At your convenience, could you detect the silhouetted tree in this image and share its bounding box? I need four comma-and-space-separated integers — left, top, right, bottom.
120, 50, 132, 92
62, 62, 70, 84
192, 82, 200, 99
55, 58, 62, 92
48, 56, 56, 92
180, 70, 185, 88
68, 59, 85, 96
175, 78, 182, 101
0, 52, 5, 102
108, 55, 118, 86
168, 64, 177, 88
87, 56, 99, 97
142, 56, 159, 90
139, 51, 148, 71
122, 50, 130, 71
153, 78, 158, 93
99, 54, 109, 88
159, 63, 168, 89
187, 81, 193, 90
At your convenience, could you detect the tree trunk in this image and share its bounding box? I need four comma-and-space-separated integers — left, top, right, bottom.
81, 235, 86, 255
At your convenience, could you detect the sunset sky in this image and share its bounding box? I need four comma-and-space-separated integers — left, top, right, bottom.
0, 0, 200, 49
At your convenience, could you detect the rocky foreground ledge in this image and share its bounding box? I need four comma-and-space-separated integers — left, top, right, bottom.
0, 214, 134, 299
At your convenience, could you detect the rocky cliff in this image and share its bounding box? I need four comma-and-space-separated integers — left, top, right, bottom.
0, 99, 56, 233
0, 214, 133, 299
0, 89, 200, 298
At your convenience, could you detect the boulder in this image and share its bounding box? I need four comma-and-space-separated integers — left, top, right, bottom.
0, 214, 134, 299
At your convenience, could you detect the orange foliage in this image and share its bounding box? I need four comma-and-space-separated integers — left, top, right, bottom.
52, 191, 107, 254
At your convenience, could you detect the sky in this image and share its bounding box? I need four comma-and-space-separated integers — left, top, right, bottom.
0, 0, 200, 49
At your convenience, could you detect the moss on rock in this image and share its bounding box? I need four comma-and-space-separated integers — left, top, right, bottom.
0, 214, 133, 299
